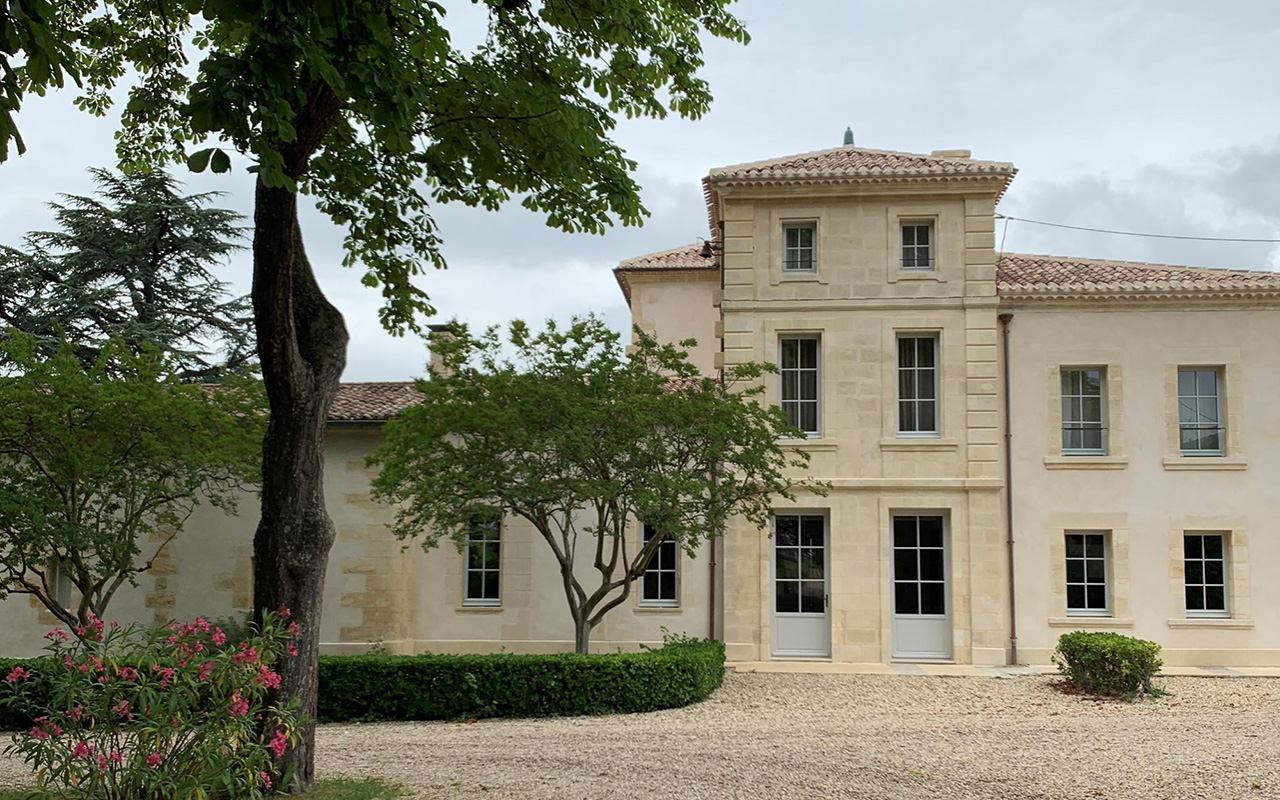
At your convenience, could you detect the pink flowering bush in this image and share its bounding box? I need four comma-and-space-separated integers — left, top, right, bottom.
0, 611, 300, 799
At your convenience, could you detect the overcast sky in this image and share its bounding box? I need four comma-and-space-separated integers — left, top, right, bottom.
2, 0, 1279, 381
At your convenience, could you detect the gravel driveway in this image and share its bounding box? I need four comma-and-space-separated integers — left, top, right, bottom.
4, 672, 1279, 798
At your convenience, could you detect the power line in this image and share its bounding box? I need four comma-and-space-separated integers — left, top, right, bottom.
994, 214, 1280, 244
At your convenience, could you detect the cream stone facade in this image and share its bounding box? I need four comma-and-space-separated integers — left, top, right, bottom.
3, 142, 1279, 666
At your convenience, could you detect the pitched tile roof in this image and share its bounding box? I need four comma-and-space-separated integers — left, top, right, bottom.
709, 146, 1016, 181
616, 242, 717, 271
329, 382, 422, 422
997, 253, 1280, 296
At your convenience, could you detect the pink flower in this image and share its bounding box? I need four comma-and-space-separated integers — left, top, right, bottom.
197, 661, 214, 681
111, 699, 134, 720
117, 666, 138, 682
4, 666, 30, 684
195, 617, 210, 634
287, 621, 301, 637
44, 628, 67, 642
269, 729, 288, 758
212, 628, 227, 647
278, 606, 292, 618
68, 706, 85, 721
287, 644, 299, 658
110, 750, 122, 765
261, 771, 273, 789
254, 666, 282, 689
30, 726, 49, 742
71, 741, 92, 759
228, 691, 250, 717
151, 664, 175, 688
146, 752, 162, 769
96, 753, 107, 771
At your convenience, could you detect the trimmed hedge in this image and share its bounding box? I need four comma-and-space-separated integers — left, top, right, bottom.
1053, 631, 1162, 698
317, 638, 726, 722
2, 639, 726, 729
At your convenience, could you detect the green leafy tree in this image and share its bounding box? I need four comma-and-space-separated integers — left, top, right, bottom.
0, 167, 252, 381
1, 0, 748, 786
369, 317, 823, 654
0, 333, 266, 630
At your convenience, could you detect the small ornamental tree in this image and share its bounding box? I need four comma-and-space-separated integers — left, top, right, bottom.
369, 317, 825, 653
0, 610, 301, 800
0, 334, 265, 628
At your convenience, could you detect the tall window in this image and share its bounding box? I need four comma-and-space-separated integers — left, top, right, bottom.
49, 559, 72, 607
901, 222, 934, 270
1178, 368, 1223, 455
1061, 367, 1106, 454
463, 515, 501, 606
1065, 532, 1109, 615
640, 524, 678, 607
780, 336, 820, 436
782, 223, 817, 272
897, 335, 938, 435
1184, 533, 1228, 617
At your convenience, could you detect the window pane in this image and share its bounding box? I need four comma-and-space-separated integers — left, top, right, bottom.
1200, 397, 1219, 424
800, 582, 824, 613
467, 543, 484, 570
920, 549, 944, 582
800, 371, 817, 401
785, 227, 799, 248
917, 339, 935, 368
801, 549, 824, 579
800, 403, 818, 434
483, 542, 500, 568
1198, 370, 1217, 396
1203, 535, 1223, 560
781, 371, 798, 402
775, 516, 798, 546
1185, 560, 1203, 585
1085, 535, 1105, 558
781, 339, 798, 368
1065, 535, 1084, 558
917, 401, 937, 432
895, 583, 919, 615
898, 338, 915, 368
893, 517, 917, 548
1205, 585, 1226, 611
483, 571, 500, 600
776, 581, 799, 613
1178, 370, 1196, 396
895, 550, 919, 581
1081, 428, 1103, 451
775, 549, 798, 579
1186, 586, 1203, 611
920, 582, 945, 615
899, 370, 916, 400
1085, 559, 1105, 583
902, 225, 917, 246
1066, 559, 1084, 583
1184, 535, 1203, 559
1200, 430, 1221, 452
643, 571, 659, 599
1179, 399, 1199, 425
917, 372, 936, 400
1086, 585, 1106, 610
800, 340, 818, 369
919, 517, 943, 548
899, 401, 917, 432
1082, 396, 1102, 423
1067, 585, 1086, 610
800, 516, 824, 546
467, 571, 484, 600
659, 572, 677, 601
799, 226, 813, 247
917, 225, 931, 246
1205, 560, 1224, 585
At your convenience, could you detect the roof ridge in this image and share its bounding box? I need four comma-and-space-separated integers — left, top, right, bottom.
707, 145, 1014, 177
617, 241, 707, 267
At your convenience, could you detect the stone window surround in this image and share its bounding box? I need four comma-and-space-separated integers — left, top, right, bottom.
1163, 352, 1245, 470
457, 514, 504, 612
635, 522, 682, 611
769, 207, 830, 286
886, 203, 948, 284
1043, 359, 1128, 470
878, 316, 961, 448
1047, 513, 1132, 628
763, 319, 830, 442
1166, 519, 1252, 629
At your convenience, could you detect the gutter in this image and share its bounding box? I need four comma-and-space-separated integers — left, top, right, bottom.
998, 313, 1018, 666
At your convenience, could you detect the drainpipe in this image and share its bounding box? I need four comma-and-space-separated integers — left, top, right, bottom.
710, 220, 725, 642
998, 313, 1018, 666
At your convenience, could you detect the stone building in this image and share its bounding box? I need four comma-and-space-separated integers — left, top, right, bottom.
3, 142, 1279, 666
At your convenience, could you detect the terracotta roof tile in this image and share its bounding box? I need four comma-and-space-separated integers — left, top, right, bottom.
616, 242, 717, 271
329, 382, 421, 422
709, 146, 1016, 181
997, 253, 1280, 295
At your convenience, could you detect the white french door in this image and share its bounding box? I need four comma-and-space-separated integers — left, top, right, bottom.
771, 514, 830, 657
891, 514, 952, 660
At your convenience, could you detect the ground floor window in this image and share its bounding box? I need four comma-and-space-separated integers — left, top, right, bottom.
1184, 533, 1228, 617
774, 514, 825, 614
1065, 532, 1109, 615
640, 524, 678, 607
463, 515, 501, 606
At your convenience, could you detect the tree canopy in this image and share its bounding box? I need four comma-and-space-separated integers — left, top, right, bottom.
0, 333, 266, 629
0, 168, 252, 381
368, 317, 823, 653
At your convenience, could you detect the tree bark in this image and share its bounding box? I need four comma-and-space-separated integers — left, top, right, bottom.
250, 176, 348, 792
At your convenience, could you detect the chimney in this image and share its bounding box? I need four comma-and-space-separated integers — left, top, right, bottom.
930, 149, 971, 159
427, 324, 457, 378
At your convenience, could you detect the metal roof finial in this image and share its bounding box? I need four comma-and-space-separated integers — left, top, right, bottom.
843, 127, 854, 146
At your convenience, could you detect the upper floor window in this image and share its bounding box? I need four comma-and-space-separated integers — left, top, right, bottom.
640, 524, 679, 607
1178, 368, 1223, 456
780, 336, 820, 437
1061, 367, 1107, 455
782, 223, 817, 272
463, 514, 501, 607
897, 335, 938, 436
1184, 533, 1228, 618
901, 222, 935, 270
1065, 531, 1109, 616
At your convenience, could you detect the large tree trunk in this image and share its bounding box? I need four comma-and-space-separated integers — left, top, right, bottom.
251, 177, 348, 792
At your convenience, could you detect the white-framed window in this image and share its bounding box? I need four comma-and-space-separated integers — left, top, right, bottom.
49, 558, 72, 607
1184, 532, 1228, 618
901, 221, 935, 270
1061, 367, 1107, 455
1178, 368, 1223, 455
897, 335, 938, 436
1065, 532, 1109, 616
640, 524, 678, 607
782, 222, 817, 272
780, 336, 820, 436
463, 514, 501, 607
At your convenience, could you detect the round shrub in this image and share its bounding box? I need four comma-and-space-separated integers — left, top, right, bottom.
1053, 631, 1162, 698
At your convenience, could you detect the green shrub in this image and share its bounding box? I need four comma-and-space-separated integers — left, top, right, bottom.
317, 637, 725, 722
1053, 631, 1163, 698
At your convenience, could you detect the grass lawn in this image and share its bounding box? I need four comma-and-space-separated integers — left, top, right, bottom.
0, 777, 405, 800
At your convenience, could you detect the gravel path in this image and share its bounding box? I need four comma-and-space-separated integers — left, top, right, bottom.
3, 672, 1279, 798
